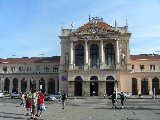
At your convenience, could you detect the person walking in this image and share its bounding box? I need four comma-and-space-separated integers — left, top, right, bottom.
61, 91, 67, 109
37, 90, 44, 117
92, 91, 95, 97
30, 89, 38, 119
25, 90, 32, 116
103, 91, 107, 99
120, 92, 125, 108
111, 91, 118, 109
20, 92, 25, 107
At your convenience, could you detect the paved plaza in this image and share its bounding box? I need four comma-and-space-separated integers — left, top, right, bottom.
0, 97, 160, 120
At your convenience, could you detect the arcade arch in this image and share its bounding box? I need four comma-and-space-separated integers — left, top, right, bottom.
74, 76, 83, 96
106, 76, 115, 96
48, 78, 55, 94
90, 76, 98, 96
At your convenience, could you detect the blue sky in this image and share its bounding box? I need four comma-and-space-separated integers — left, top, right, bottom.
0, 0, 160, 58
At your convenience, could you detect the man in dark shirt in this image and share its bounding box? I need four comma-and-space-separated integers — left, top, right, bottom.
61, 91, 67, 109
120, 92, 125, 108
111, 91, 118, 109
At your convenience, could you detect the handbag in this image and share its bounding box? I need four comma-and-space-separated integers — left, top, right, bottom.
42, 105, 46, 111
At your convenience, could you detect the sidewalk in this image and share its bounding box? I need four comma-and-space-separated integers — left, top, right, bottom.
66, 95, 160, 99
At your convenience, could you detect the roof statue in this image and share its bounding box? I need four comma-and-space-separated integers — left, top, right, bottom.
61, 22, 63, 29
71, 22, 74, 29
89, 16, 103, 22
126, 19, 128, 26
115, 20, 118, 28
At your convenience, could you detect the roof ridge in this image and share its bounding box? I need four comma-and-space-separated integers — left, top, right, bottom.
79, 21, 112, 29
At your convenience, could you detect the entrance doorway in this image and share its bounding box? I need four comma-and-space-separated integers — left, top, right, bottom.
74, 76, 83, 96
90, 76, 98, 96
4, 78, 10, 93
152, 77, 160, 95
12, 78, 18, 93
48, 78, 55, 94
132, 78, 138, 95
39, 78, 45, 93
141, 78, 148, 95
106, 82, 114, 96
30, 79, 36, 92
21, 78, 27, 92
106, 76, 115, 96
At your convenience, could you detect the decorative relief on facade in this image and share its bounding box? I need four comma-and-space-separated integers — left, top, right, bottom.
70, 17, 120, 39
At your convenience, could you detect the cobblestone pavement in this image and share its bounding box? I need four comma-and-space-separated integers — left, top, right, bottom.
0, 98, 160, 120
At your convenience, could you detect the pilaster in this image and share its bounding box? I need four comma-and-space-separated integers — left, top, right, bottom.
137, 77, 141, 95
9, 78, 13, 93
148, 77, 153, 95
84, 40, 89, 70
116, 39, 120, 69
100, 40, 104, 69
18, 78, 21, 92
45, 78, 48, 94
69, 40, 74, 70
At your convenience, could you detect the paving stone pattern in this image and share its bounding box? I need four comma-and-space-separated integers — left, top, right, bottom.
0, 98, 160, 120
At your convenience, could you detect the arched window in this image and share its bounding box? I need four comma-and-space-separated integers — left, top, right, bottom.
90, 44, 99, 67
75, 44, 84, 66
105, 43, 115, 65
90, 76, 98, 80
106, 76, 114, 80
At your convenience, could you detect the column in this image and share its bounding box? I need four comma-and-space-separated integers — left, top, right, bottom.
116, 39, 120, 69
69, 40, 74, 70
55, 77, 58, 92
27, 78, 30, 92
0, 78, 2, 91
114, 81, 118, 100
36, 78, 39, 90
126, 40, 130, 63
45, 78, 48, 94
100, 40, 104, 69
18, 79, 21, 92
137, 77, 141, 95
84, 40, 89, 70
9, 78, 13, 93
1, 78, 4, 92
159, 77, 160, 90
148, 77, 153, 95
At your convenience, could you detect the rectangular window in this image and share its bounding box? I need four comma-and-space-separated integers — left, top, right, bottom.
36, 65, 41, 71
44, 66, 50, 72
150, 65, 155, 71
3, 67, 7, 73
53, 66, 59, 73
132, 65, 134, 69
11, 67, 15, 71
140, 65, 144, 71
27, 67, 31, 71
19, 67, 23, 71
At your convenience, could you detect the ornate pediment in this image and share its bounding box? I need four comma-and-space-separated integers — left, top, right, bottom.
70, 20, 120, 38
